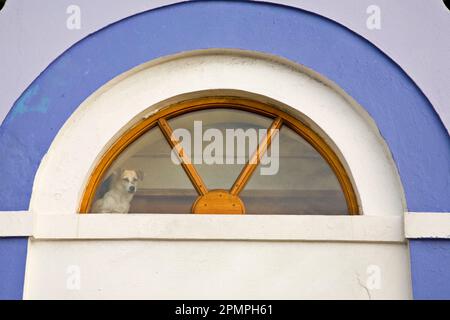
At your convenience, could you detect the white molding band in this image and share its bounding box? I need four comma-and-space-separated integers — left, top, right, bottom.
3, 212, 450, 240
0, 212, 33, 237
0, 212, 403, 242
33, 214, 405, 242
3, 211, 449, 241
405, 213, 450, 239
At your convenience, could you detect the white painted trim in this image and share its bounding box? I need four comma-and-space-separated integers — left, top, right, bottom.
30, 50, 406, 217
0, 210, 405, 242
0, 212, 33, 237
30, 214, 404, 242
405, 213, 450, 239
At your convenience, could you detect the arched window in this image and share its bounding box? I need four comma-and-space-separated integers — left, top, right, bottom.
80, 97, 358, 215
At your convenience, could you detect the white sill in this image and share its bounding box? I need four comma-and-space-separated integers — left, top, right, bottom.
28, 213, 405, 243
0, 211, 33, 236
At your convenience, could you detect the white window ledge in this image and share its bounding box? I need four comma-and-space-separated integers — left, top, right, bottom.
1, 212, 405, 243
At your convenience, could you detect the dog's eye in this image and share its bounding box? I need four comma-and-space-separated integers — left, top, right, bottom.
122, 178, 129, 182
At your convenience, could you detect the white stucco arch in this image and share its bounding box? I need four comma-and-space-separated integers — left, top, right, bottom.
30, 49, 405, 217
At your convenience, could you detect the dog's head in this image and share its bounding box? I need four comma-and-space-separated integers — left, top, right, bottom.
114, 169, 144, 194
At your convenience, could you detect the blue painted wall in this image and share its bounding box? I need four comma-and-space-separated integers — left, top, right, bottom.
0, 1, 449, 299
410, 239, 450, 299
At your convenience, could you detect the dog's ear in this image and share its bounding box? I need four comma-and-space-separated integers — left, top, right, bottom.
137, 170, 144, 181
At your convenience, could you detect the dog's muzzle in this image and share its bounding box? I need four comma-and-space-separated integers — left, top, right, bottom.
128, 186, 136, 193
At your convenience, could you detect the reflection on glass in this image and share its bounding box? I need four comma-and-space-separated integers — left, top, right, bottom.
168, 109, 272, 190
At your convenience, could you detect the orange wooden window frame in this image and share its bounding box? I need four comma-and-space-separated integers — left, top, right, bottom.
79, 97, 359, 215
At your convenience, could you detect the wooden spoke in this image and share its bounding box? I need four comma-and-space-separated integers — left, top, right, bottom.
230, 117, 283, 196
158, 118, 209, 196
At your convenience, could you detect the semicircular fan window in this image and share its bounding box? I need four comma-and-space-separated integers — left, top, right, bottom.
81, 98, 358, 215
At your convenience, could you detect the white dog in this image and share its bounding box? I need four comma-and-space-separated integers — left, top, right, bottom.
91, 169, 144, 213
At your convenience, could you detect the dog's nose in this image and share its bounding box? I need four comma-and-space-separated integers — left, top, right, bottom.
129, 186, 136, 192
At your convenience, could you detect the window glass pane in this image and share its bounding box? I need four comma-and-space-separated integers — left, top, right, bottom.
91, 127, 196, 213
168, 108, 273, 190
241, 126, 347, 215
